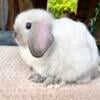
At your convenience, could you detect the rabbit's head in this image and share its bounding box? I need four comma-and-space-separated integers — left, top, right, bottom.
14, 9, 54, 57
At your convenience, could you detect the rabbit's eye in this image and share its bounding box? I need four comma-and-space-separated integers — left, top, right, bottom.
26, 22, 32, 29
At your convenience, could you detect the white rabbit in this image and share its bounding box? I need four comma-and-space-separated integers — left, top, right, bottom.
14, 9, 100, 85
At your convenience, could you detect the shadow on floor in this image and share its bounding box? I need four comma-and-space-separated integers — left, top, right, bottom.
0, 31, 17, 46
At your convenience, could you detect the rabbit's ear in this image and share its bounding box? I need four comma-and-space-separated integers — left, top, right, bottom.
28, 20, 54, 57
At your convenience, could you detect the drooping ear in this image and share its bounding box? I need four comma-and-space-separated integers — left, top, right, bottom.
28, 20, 54, 58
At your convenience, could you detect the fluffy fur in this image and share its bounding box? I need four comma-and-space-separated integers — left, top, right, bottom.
14, 9, 100, 85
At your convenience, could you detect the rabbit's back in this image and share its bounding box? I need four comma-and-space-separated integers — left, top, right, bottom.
49, 18, 99, 82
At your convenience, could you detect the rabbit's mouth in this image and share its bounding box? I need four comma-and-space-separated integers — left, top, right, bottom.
28, 33, 54, 58
28, 45, 45, 58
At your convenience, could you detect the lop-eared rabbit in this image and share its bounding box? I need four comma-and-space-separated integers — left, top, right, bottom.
14, 9, 100, 85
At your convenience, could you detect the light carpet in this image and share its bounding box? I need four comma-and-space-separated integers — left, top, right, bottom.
0, 46, 100, 100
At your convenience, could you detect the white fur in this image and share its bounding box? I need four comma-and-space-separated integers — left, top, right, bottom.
14, 9, 99, 83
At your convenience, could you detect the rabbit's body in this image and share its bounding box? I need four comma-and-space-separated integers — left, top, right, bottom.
14, 9, 99, 84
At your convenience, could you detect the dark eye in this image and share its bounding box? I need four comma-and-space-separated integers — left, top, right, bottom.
26, 22, 32, 29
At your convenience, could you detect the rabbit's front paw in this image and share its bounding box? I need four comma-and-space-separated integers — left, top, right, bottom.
29, 73, 46, 83
43, 76, 55, 86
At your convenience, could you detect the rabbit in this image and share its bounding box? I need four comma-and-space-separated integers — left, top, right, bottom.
14, 9, 100, 85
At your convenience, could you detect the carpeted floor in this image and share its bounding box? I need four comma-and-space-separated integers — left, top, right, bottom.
0, 46, 100, 100
0, 31, 100, 100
